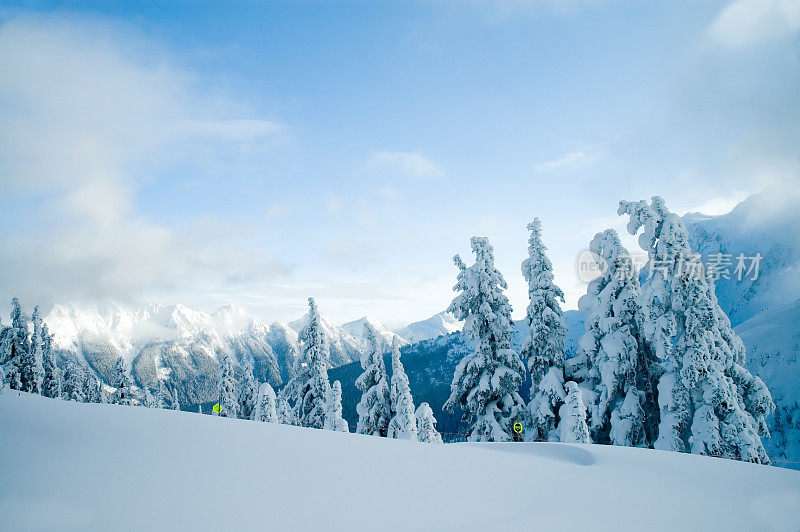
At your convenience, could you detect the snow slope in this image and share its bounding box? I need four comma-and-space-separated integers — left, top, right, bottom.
736, 300, 800, 468
1, 391, 798, 531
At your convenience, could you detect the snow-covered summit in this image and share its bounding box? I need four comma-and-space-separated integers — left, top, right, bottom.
43, 302, 290, 405
684, 187, 800, 326
393, 311, 462, 343
288, 312, 362, 366
341, 316, 409, 350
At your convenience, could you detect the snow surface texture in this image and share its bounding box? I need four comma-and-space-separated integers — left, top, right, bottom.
1, 391, 799, 531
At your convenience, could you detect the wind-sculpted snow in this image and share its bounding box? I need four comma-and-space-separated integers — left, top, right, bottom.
1, 391, 799, 531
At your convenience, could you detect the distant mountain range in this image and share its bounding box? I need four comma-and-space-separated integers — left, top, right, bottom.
44, 301, 444, 407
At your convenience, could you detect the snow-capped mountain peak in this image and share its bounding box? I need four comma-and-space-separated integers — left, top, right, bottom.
341, 316, 409, 350
393, 311, 462, 344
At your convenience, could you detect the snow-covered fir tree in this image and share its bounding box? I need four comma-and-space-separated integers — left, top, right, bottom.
324, 380, 349, 432
157, 380, 169, 409
578, 229, 660, 446
281, 298, 333, 429
143, 387, 157, 408
619, 196, 774, 463
254, 382, 278, 423
217, 352, 239, 418
444, 237, 526, 442
84, 376, 104, 404
355, 321, 391, 436
415, 403, 443, 443
276, 395, 297, 425
2, 298, 29, 390
112, 357, 135, 406
62, 362, 86, 402
559, 381, 590, 443
22, 306, 44, 394
171, 386, 180, 410
238, 360, 257, 420
40, 323, 60, 399
387, 344, 417, 441
520, 219, 568, 442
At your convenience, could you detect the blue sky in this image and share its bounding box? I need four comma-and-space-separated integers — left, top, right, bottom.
0, 0, 798, 325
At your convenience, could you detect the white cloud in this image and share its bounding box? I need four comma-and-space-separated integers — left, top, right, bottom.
708, 0, 800, 48
534, 151, 592, 172
0, 15, 289, 310
366, 150, 444, 179
534, 140, 609, 172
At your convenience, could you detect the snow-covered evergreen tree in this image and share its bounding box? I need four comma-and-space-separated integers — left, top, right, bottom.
3, 298, 29, 391
444, 237, 526, 442
416, 403, 443, 443
387, 345, 417, 441
157, 380, 169, 409
84, 376, 104, 403
281, 298, 333, 429
559, 381, 590, 443
578, 229, 660, 446
40, 323, 60, 399
238, 360, 257, 420
171, 386, 180, 411
254, 382, 278, 423
276, 395, 296, 425
355, 322, 391, 436
112, 357, 134, 406
63, 362, 86, 402
324, 380, 349, 432
217, 352, 239, 418
619, 196, 774, 463
521, 219, 568, 442
143, 387, 157, 408
22, 306, 44, 394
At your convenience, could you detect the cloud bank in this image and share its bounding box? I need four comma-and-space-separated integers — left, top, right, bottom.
0, 15, 287, 313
